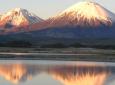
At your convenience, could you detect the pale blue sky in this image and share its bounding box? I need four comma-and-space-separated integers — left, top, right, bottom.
0, 0, 114, 19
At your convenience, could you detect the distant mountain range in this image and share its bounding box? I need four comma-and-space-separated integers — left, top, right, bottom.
0, 1, 115, 48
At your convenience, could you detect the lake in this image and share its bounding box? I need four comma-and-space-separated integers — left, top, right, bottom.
0, 60, 115, 85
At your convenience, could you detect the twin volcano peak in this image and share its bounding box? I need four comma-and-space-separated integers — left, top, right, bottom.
0, 8, 43, 28
62, 1, 108, 19
8, 8, 26, 13
51, 1, 112, 27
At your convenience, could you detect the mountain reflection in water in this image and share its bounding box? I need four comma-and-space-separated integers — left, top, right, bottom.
0, 62, 113, 85
48, 66, 109, 85
0, 64, 41, 84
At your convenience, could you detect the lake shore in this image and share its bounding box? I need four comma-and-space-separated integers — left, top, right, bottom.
0, 52, 114, 62
0, 47, 115, 62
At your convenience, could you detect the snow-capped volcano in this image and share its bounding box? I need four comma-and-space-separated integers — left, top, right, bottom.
43, 1, 115, 28
0, 8, 43, 28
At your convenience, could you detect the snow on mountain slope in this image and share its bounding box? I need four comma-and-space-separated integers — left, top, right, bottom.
28, 1, 115, 40
49, 1, 113, 27
0, 8, 43, 28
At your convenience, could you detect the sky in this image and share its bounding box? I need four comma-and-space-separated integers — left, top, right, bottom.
0, 0, 114, 19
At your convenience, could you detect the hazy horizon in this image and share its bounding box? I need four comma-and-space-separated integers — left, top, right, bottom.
0, 0, 114, 19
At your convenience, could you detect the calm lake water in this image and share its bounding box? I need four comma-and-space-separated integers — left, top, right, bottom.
0, 60, 115, 85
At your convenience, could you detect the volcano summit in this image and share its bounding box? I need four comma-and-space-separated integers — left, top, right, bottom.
0, 8, 43, 29
50, 1, 113, 27
32, 1, 115, 29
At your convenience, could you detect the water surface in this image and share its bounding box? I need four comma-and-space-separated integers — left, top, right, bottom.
0, 60, 115, 85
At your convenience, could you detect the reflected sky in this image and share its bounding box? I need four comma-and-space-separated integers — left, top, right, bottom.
0, 61, 115, 85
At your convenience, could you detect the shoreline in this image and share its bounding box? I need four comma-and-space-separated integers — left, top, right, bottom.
0, 48, 115, 62
0, 53, 114, 62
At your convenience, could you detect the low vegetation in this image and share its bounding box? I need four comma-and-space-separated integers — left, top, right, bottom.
40, 43, 68, 48
0, 40, 32, 48
0, 40, 115, 50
